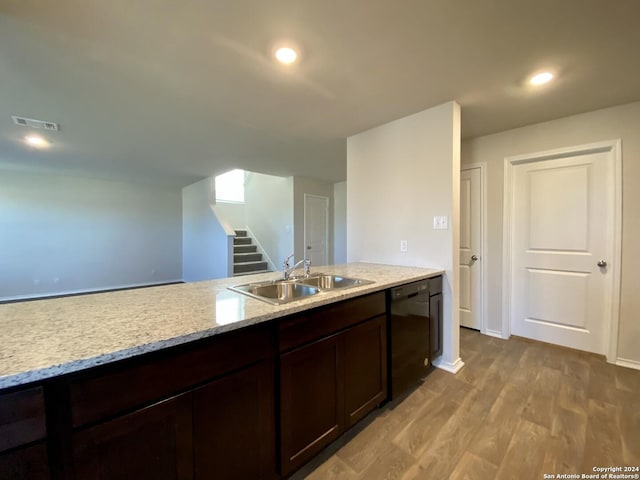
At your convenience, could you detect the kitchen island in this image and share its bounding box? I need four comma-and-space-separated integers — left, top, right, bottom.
0, 262, 443, 479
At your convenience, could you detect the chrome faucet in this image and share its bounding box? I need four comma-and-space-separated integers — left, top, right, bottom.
283, 253, 311, 280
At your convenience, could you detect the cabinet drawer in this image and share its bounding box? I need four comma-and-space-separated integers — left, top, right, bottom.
0, 387, 46, 452
279, 292, 385, 352
70, 324, 274, 427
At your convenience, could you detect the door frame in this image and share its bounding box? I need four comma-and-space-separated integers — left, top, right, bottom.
501, 140, 622, 362
303, 194, 329, 266
460, 163, 488, 336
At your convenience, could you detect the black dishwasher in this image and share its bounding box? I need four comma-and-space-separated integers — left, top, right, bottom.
388, 279, 431, 399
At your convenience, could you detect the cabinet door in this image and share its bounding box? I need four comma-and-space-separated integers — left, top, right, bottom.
72, 394, 193, 480
280, 334, 344, 476
430, 292, 443, 359
343, 315, 387, 428
193, 360, 276, 480
0, 443, 50, 480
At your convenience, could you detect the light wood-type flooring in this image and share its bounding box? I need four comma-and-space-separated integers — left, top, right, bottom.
291, 328, 640, 480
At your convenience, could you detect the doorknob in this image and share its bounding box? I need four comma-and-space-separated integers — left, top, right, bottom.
306, 245, 312, 250
471, 255, 479, 261
597, 260, 607, 268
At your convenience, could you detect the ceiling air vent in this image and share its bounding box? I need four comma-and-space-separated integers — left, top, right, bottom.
11, 115, 60, 131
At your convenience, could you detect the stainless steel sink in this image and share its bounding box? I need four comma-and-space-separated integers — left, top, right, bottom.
297, 274, 373, 290
228, 280, 319, 305
228, 273, 374, 305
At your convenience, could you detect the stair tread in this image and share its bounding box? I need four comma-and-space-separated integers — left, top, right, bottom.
234, 260, 268, 266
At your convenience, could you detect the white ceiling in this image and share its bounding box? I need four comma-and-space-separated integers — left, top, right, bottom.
1, 0, 639, 187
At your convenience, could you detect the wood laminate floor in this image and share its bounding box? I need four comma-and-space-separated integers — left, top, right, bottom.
291, 328, 640, 480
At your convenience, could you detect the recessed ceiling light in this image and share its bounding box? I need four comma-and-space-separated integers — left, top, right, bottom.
529, 71, 554, 86
274, 46, 298, 65
25, 134, 49, 148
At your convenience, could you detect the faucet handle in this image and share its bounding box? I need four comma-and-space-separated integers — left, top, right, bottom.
304, 258, 311, 276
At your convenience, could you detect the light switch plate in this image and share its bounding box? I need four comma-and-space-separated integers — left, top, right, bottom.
433, 216, 449, 230
400, 240, 408, 252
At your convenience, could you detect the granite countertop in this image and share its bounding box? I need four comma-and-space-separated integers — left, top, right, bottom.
0, 262, 443, 389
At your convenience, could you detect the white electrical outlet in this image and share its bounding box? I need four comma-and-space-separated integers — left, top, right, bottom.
433, 216, 449, 230
400, 240, 408, 252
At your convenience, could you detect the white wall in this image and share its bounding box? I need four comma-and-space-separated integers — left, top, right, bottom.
293, 176, 334, 266
462, 101, 640, 366
333, 181, 347, 264
244, 172, 294, 270
182, 177, 232, 281
347, 101, 462, 371
0, 170, 182, 300
213, 201, 245, 230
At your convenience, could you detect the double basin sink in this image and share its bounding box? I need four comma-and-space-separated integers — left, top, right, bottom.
229, 273, 374, 305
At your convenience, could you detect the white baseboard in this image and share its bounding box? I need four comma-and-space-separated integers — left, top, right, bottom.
433, 357, 465, 374
483, 328, 507, 339
616, 357, 640, 371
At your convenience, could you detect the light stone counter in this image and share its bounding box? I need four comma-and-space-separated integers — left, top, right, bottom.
0, 263, 443, 389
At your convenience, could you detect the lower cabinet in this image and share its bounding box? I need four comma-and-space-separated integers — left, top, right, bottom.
343, 315, 387, 428
0, 387, 49, 480
71, 359, 276, 480
72, 394, 193, 480
193, 361, 275, 480
280, 334, 344, 476
279, 313, 387, 477
0, 444, 50, 480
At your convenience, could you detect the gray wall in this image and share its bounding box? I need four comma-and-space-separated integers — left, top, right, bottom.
333, 181, 347, 264
293, 176, 335, 265
0, 170, 182, 300
347, 101, 461, 369
244, 172, 294, 270
182, 177, 231, 281
462, 100, 640, 365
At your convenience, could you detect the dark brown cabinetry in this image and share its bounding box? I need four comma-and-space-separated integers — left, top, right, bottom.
280, 334, 344, 475
0, 387, 49, 480
0, 444, 50, 480
70, 358, 276, 480
43, 324, 276, 480
278, 293, 387, 477
193, 360, 275, 480
343, 315, 387, 427
72, 394, 193, 480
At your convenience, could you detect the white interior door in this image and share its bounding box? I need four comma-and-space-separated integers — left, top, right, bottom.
460, 167, 482, 330
510, 148, 615, 354
304, 194, 329, 267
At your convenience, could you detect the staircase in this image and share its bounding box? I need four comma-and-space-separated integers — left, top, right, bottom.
233, 229, 270, 276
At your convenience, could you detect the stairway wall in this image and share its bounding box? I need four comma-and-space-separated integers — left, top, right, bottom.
213, 201, 245, 229
244, 172, 294, 268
